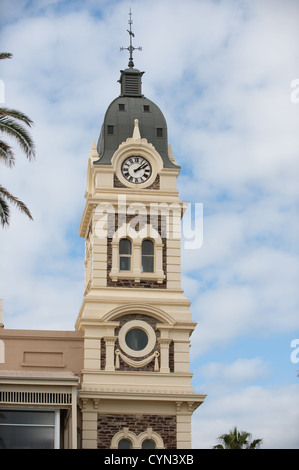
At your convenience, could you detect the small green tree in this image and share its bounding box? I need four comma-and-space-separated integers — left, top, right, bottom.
0, 52, 36, 227
213, 426, 262, 449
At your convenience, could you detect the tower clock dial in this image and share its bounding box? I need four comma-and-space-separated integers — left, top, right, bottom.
121, 156, 152, 184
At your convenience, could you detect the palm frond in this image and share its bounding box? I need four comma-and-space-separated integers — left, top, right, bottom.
213, 427, 263, 449
247, 438, 263, 449
0, 116, 36, 160
0, 107, 34, 127
0, 185, 33, 227
0, 53, 12, 60
0, 52, 36, 228
0, 194, 10, 227
0, 140, 15, 166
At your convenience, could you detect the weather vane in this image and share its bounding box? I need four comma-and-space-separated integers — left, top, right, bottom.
120, 9, 142, 68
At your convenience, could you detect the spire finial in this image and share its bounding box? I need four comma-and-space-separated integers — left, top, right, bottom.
120, 8, 142, 68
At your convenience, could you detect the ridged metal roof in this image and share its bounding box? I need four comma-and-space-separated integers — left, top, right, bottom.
95, 68, 178, 169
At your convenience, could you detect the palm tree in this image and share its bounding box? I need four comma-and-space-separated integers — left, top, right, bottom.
0, 52, 36, 227
213, 426, 263, 449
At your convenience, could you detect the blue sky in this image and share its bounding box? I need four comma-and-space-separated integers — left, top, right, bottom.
0, 0, 298, 448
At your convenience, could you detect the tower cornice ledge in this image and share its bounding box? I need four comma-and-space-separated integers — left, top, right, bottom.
79, 389, 206, 404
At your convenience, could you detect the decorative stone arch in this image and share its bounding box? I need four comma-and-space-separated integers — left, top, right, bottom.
109, 224, 165, 283
110, 427, 164, 449
102, 303, 175, 326
137, 428, 164, 449
110, 427, 139, 449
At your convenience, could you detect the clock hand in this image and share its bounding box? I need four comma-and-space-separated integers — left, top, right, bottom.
134, 162, 148, 172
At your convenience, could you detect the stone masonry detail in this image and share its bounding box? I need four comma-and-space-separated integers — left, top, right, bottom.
107, 213, 167, 288
97, 413, 176, 449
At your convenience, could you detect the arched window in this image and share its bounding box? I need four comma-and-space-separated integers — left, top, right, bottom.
110, 226, 164, 283
111, 427, 164, 449
118, 438, 132, 449
142, 439, 156, 449
142, 239, 154, 273
119, 238, 132, 271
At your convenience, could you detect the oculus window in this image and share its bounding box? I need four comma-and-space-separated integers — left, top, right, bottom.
125, 328, 148, 351
118, 320, 156, 358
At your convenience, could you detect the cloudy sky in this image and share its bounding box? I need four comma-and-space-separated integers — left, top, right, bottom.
0, 0, 298, 449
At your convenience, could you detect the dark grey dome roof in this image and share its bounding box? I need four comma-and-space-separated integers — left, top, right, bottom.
95, 68, 178, 169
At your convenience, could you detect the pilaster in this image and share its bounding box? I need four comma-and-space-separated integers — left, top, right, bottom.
81, 399, 98, 449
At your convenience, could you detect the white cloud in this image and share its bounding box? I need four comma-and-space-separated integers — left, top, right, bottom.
192, 384, 299, 449
181, 193, 299, 356
186, 244, 299, 357
200, 357, 270, 384
190, 285, 257, 356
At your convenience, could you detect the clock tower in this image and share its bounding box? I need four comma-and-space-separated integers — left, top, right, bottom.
75, 20, 205, 450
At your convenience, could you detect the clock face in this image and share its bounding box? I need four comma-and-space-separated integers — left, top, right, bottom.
121, 156, 152, 184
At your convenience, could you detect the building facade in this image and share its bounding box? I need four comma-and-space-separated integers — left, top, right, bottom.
0, 314, 83, 449
0, 52, 205, 450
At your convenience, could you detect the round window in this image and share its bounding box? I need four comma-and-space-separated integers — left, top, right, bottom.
125, 328, 148, 351
118, 320, 156, 357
